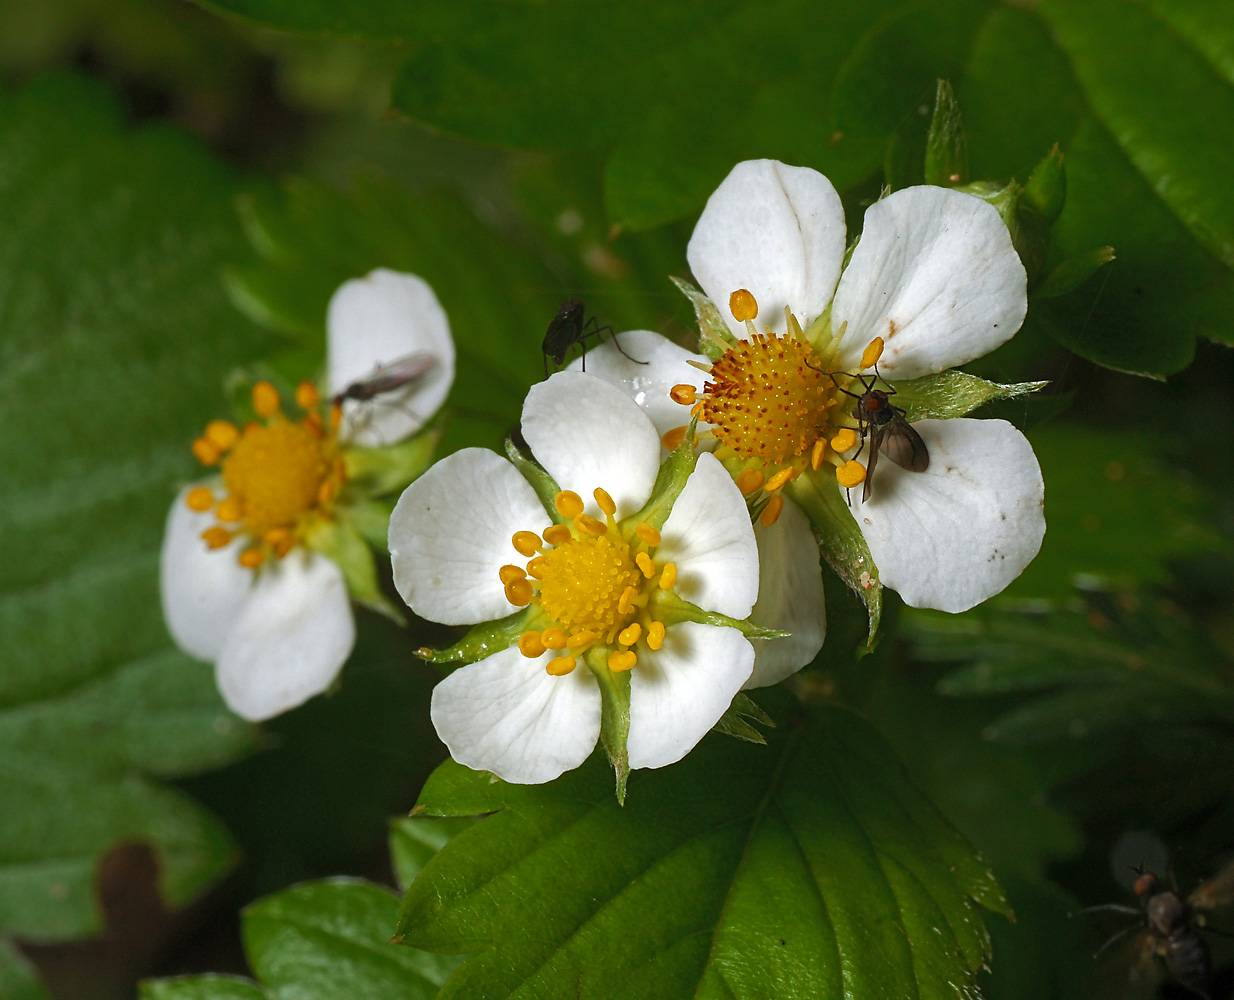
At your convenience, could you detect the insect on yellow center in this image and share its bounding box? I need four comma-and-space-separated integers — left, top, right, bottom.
505, 489, 674, 677
186, 380, 344, 568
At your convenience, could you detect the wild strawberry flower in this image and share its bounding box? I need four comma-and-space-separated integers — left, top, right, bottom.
583, 159, 1044, 617
388, 370, 786, 792
161, 268, 455, 721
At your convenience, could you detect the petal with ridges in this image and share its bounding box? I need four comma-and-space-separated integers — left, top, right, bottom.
832, 187, 1027, 380
687, 159, 846, 338
628, 622, 754, 769
159, 491, 252, 661
389, 448, 548, 626
430, 645, 601, 784
215, 552, 355, 721
327, 268, 456, 447
521, 371, 660, 519
656, 452, 760, 620
567, 329, 710, 439
851, 418, 1045, 613
746, 497, 826, 688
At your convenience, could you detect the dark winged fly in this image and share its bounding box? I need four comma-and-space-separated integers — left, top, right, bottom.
1085, 861, 1234, 998
820, 367, 929, 503
332, 353, 437, 406
542, 299, 646, 375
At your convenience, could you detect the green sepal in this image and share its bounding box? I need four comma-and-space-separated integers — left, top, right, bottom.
586, 649, 632, 804
345, 497, 396, 553
504, 436, 561, 520
304, 517, 404, 625
626, 419, 698, 531
893, 371, 1048, 421
1035, 246, 1116, 300
712, 692, 775, 745
651, 589, 788, 641
417, 608, 539, 668
670, 275, 736, 361
1022, 144, 1066, 225
924, 79, 967, 188
344, 425, 440, 499
785, 472, 882, 650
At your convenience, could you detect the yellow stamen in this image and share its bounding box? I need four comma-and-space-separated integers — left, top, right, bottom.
328, 402, 343, 433
541, 626, 567, 650
192, 437, 220, 466
661, 426, 687, 451
518, 631, 546, 658
499, 564, 526, 585
670, 383, 698, 405
567, 630, 597, 650
525, 556, 548, 579
185, 486, 214, 512
593, 488, 617, 517
635, 523, 661, 546
543, 524, 572, 546
317, 478, 338, 505
729, 288, 759, 322
264, 527, 290, 551
837, 460, 867, 489
554, 490, 584, 519
646, 621, 666, 650
238, 548, 264, 569
658, 562, 677, 589
736, 467, 765, 496
765, 466, 794, 492
811, 438, 827, 471
618, 622, 642, 646
576, 514, 608, 537
547, 655, 577, 676
204, 419, 239, 452
608, 650, 638, 673
215, 495, 244, 523
861, 336, 885, 369
505, 578, 534, 606
831, 427, 858, 453
635, 552, 656, 578
252, 380, 281, 418
202, 526, 232, 549
618, 586, 639, 615
295, 381, 320, 410
760, 494, 785, 527
512, 531, 542, 557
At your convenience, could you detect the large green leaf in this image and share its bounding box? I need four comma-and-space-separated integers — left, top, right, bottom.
397, 703, 1008, 1000
141, 880, 460, 1000
0, 74, 266, 940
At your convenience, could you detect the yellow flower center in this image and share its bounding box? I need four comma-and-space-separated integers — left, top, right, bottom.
186, 380, 344, 568
502, 489, 675, 677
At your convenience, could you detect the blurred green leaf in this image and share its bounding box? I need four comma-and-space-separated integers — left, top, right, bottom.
389, 817, 474, 892
398, 703, 1007, 1000
0, 73, 268, 940
0, 939, 47, 1000
141, 880, 461, 1000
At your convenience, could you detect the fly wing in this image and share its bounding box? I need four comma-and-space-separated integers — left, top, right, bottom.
1189, 857, 1234, 917
879, 415, 930, 472
1090, 929, 1165, 1000
360, 353, 437, 395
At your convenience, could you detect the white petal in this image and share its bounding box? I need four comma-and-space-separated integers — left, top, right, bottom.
851, 418, 1045, 613
327, 268, 456, 447
215, 553, 355, 721
521, 371, 660, 519
746, 497, 826, 688
389, 448, 548, 625
627, 622, 754, 769
566, 330, 709, 439
831, 187, 1027, 379
159, 491, 252, 661
430, 645, 601, 784
655, 452, 759, 619
687, 159, 846, 338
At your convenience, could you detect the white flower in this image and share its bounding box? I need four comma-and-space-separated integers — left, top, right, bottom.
160, 268, 455, 721
586, 159, 1044, 615
388, 371, 764, 784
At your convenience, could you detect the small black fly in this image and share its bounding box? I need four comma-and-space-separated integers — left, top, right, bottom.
542, 299, 645, 375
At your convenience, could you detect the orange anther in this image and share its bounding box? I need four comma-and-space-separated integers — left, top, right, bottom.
618, 623, 642, 646
546, 655, 577, 676
252, 380, 281, 418
215, 495, 244, 523
836, 460, 867, 489
295, 381, 320, 411
577, 514, 608, 537
201, 526, 232, 549
736, 467, 765, 496
518, 631, 546, 658
760, 494, 785, 527
554, 490, 584, 519
593, 487, 617, 517
831, 427, 858, 453
811, 438, 827, 471
646, 621, 666, 650
636, 552, 656, 579
661, 426, 687, 451
635, 523, 661, 547
670, 384, 697, 405
658, 562, 677, 590
729, 288, 758, 322
526, 556, 548, 579
192, 437, 220, 466
608, 650, 638, 673
238, 548, 265, 569
765, 467, 794, 492
861, 336, 885, 369
204, 419, 239, 452
185, 486, 214, 512
541, 626, 567, 650
512, 531, 542, 557
567, 630, 597, 651
505, 578, 534, 606
499, 564, 526, 585
543, 524, 572, 546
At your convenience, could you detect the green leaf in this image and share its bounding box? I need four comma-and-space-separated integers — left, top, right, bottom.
923, 79, 967, 187
399, 704, 1007, 1000
0, 939, 48, 1000
0, 73, 265, 940
141, 975, 270, 1000
893, 370, 1047, 421
712, 691, 775, 745
1034, 245, 1115, 299
389, 817, 475, 892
